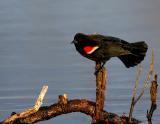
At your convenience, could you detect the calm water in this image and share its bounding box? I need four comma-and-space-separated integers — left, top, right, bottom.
0, 0, 160, 124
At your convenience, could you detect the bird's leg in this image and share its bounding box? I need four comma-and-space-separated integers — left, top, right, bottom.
94, 62, 105, 75
101, 62, 105, 69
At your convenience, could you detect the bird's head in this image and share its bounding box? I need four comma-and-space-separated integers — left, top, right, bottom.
71, 33, 88, 44
71, 33, 99, 55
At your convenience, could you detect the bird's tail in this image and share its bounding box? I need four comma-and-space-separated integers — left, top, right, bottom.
118, 41, 148, 68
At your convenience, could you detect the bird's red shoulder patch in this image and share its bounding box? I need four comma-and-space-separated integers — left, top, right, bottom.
83, 46, 99, 54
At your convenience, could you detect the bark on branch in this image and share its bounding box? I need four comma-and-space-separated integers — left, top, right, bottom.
94, 62, 107, 122
1, 98, 138, 124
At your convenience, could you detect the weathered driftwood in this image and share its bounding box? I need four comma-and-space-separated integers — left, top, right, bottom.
1, 98, 139, 124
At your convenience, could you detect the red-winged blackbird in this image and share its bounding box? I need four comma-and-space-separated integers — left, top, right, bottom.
72, 33, 148, 68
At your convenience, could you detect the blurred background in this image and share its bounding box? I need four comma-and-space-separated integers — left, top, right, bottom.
0, 0, 159, 124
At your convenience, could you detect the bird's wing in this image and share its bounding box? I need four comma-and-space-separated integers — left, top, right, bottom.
89, 34, 134, 56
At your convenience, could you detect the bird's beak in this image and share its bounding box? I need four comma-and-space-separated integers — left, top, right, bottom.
71, 40, 77, 44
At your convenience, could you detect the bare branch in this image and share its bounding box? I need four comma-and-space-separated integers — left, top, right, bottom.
1, 85, 48, 124
1, 98, 136, 124
147, 74, 158, 123
134, 49, 155, 105
94, 62, 107, 122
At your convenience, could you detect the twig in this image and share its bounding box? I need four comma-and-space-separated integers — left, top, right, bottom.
129, 65, 142, 123
147, 74, 158, 123
34, 85, 48, 110
129, 49, 155, 123
134, 49, 155, 105
1, 85, 48, 124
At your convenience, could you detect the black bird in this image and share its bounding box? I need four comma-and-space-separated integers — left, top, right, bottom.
72, 33, 148, 69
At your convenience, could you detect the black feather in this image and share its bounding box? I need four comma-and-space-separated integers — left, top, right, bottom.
118, 41, 148, 68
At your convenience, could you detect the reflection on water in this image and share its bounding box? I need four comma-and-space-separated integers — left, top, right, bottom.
0, 0, 160, 124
